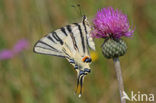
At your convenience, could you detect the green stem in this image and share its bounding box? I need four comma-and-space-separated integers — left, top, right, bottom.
113, 57, 126, 103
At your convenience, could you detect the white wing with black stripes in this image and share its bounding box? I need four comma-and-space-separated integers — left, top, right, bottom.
34, 29, 69, 58
33, 15, 95, 97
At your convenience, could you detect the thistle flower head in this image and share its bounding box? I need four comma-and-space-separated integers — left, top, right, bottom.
92, 7, 134, 38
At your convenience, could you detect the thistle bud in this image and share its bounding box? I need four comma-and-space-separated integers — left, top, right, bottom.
102, 39, 127, 59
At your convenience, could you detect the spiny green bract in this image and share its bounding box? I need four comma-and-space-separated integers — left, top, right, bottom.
102, 39, 127, 59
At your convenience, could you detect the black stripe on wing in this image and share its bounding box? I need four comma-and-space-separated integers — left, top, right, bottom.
33, 40, 66, 58
34, 50, 65, 58
39, 41, 59, 51
34, 40, 59, 52
47, 35, 56, 44
73, 23, 85, 53
82, 16, 88, 34
66, 25, 79, 51
60, 27, 68, 36
52, 32, 63, 45
82, 19, 90, 54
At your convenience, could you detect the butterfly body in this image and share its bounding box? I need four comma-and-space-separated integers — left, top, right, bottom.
33, 16, 95, 97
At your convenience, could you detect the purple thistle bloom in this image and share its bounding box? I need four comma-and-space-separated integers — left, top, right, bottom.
13, 39, 29, 53
92, 7, 134, 38
0, 50, 14, 60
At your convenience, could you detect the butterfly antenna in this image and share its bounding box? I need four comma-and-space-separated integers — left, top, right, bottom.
71, 5, 78, 14
71, 0, 85, 17
77, 4, 83, 17
75, 0, 84, 16
71, 5, 80, 19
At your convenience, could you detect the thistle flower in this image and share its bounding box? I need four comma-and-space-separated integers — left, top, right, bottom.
92, 7, 135, 103
0, 50, 14, 60
13, 39, 29, 54
92, 7, 134, 39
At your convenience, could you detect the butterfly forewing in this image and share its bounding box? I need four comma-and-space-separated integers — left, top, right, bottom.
34, 40, 66, 57
34, 20, 94, 58
34, 28, 71, 58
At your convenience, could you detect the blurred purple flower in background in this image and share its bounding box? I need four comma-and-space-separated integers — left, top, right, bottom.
13, 39, 29, 54
0, 50, 14, 60
92, 7, 134, 38
0, 39, 29, 60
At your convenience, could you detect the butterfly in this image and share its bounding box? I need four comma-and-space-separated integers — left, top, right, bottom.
33, 15, 95, 97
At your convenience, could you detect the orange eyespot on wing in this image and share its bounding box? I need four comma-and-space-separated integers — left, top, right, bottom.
82, 56, 89, 62
82, 56, 92, 63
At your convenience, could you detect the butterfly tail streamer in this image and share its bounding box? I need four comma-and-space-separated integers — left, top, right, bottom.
75, 71, 86, 98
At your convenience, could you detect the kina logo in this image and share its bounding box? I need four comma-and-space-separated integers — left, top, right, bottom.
122, 91, 155, 102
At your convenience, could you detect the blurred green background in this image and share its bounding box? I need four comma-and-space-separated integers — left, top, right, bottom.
0, 0, 156, 103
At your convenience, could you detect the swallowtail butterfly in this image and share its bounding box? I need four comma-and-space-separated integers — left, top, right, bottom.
33, 16, 95, 97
